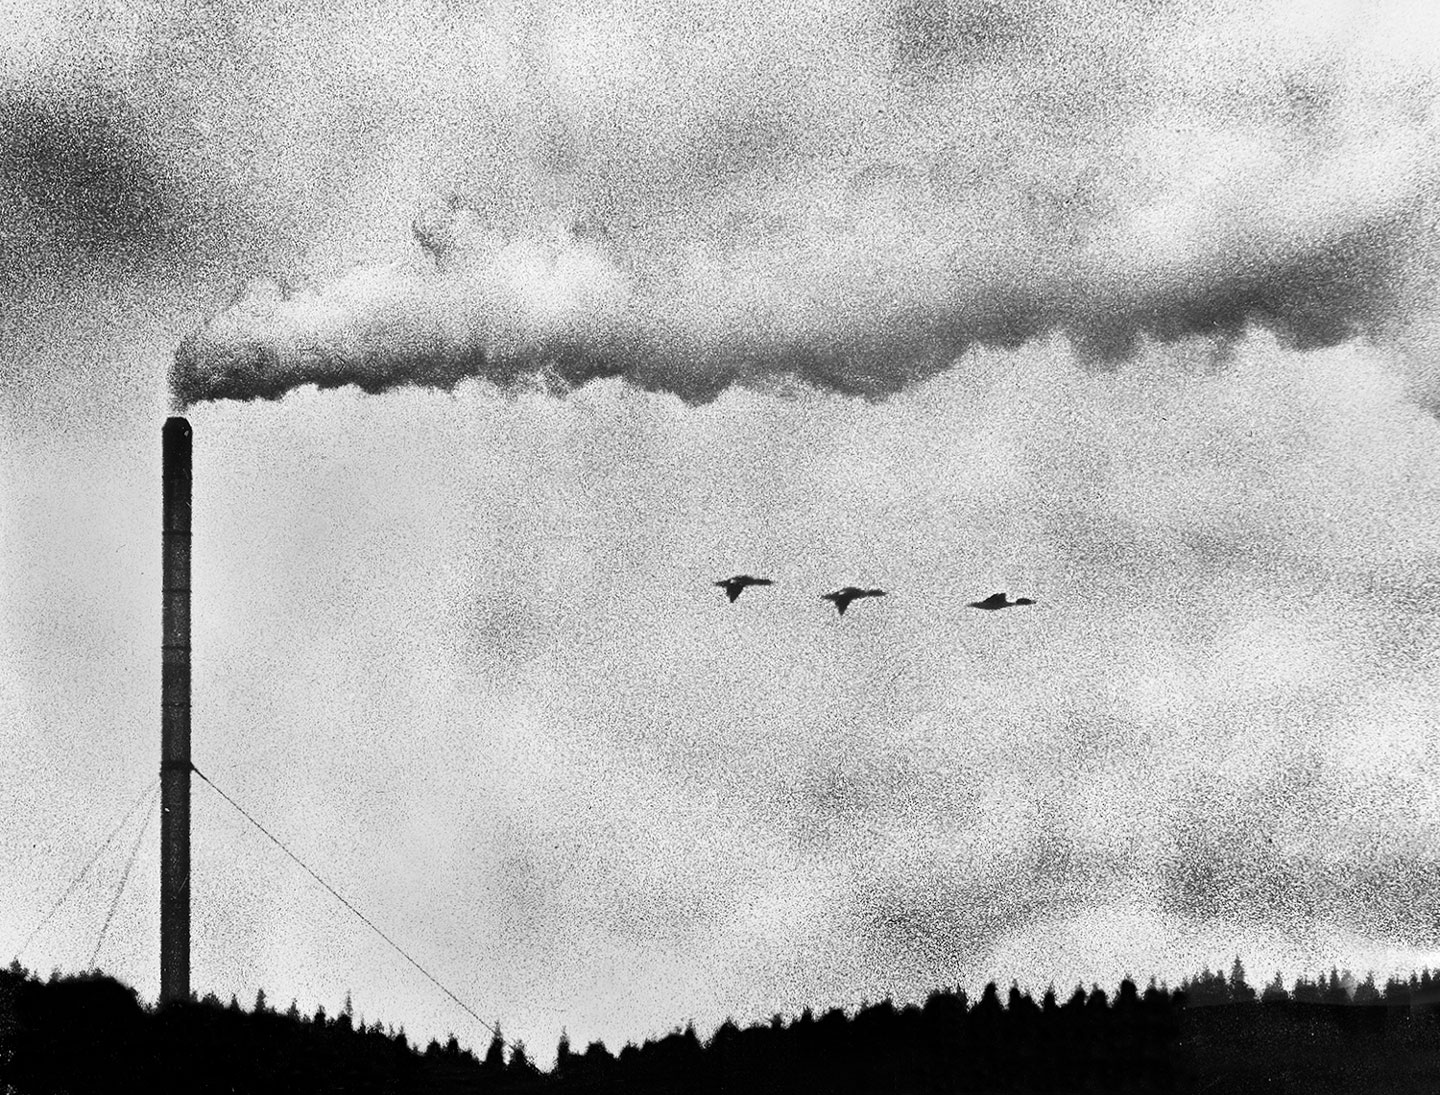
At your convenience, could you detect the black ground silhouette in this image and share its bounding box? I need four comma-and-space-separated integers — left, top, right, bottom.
5, 959, 1439, 1094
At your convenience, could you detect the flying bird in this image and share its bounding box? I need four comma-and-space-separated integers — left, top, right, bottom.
967, 592, 1036, 611
715, 575, 775, 603
822, 587, 887, 615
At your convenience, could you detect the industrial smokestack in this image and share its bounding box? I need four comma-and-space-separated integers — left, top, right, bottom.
161, 417, 191, 1004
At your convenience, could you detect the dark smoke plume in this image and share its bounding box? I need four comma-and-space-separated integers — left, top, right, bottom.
170, 0, 1440, 408
169, 206, 1422, 409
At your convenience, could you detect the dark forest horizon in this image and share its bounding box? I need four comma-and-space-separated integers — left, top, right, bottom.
8, 955, 1440, 1094
8, 951, 1440, 1056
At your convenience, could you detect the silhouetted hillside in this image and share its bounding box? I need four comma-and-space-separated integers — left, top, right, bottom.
4, 958, 1440, 1094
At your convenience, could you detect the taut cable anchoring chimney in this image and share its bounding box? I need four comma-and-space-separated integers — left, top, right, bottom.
161, 417, 192, 1004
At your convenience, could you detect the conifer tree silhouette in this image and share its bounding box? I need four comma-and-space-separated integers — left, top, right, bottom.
1261, 971, 1288, 1003
1115, 978, 1139, 1010
1419, 968, 1438, 1013
509, 1039, 539, 1080
1383, 974, 1412, 1007
336, 992, 354, 1033
1323, 967, 1350, 1006
1228, 956, 1256, 1004
1353, 972, 1380, 1005
482, 1024, 506, 1078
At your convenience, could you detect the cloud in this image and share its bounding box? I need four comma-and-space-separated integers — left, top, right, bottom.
168, 0, 1440, 407
1, 92, 174, 255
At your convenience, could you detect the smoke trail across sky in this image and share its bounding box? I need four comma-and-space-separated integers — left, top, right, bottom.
171, 0, 1440, 408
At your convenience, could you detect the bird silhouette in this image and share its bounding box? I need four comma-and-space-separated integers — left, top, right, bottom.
966, 592, 1036, 611
822, 587, 887, 615
715, 575, 775, 603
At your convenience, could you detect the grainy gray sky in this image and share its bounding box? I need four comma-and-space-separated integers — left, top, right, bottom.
4, 0, 1440, 1064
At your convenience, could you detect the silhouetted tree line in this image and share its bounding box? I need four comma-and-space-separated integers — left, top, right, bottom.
4, 957, 1440, 1094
